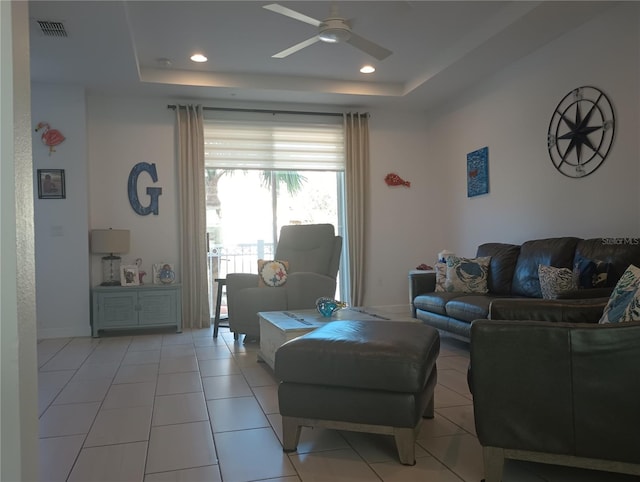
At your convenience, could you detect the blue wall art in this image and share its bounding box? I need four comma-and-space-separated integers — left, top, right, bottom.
467, 146, 489, 198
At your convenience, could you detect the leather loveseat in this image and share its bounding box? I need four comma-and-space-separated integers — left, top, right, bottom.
409, 237, 640, 341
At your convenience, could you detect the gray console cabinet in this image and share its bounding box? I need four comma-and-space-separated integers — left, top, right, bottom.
91, 284, 182, 337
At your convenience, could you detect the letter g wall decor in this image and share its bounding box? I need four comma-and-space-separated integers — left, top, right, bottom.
128, 162, 163, 215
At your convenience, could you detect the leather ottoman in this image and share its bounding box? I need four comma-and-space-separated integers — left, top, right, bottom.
274, 320, 440, 465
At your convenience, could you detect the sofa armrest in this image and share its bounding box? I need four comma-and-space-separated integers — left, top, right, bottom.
409, 271, 436, 316
470, 319, 640, 464
488, 297, 608, 323
470, 320, 575, 454
226, 272, 259, 291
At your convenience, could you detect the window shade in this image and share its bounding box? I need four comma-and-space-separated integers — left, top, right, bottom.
204, 119, 345, 171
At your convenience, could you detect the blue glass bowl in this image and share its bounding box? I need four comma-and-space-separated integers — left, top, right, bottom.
316, 297, 346, 317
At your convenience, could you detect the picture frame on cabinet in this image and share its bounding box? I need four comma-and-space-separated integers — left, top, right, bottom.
120, 265, 139, 286
37, 169, 66, 199
153, 263, 175, 285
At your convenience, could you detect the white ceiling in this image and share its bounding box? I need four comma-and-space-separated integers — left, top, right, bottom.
28, 1, 615, 110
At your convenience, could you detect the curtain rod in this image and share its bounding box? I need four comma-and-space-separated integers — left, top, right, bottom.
167, 104, 350, 117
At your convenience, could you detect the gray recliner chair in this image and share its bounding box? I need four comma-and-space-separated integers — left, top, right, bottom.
225, 224, 342, 340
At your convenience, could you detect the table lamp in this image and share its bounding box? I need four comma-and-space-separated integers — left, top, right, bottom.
90, 229, 130, 285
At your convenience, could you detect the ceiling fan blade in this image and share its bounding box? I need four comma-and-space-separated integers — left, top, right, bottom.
263, 4, 322, 27
347, 32, 392, 61
272, 36, 320, 58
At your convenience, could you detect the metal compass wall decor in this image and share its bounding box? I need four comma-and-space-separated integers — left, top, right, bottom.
547, 86, 615, 178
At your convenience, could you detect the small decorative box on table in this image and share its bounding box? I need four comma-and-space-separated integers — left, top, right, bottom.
91, 284, 182, 337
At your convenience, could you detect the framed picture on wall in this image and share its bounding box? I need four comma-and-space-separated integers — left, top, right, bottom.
467, 147, 489, 198
37, 169, 66, 199
120, 265, 139, 286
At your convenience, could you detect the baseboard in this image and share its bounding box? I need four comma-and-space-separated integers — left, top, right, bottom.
37, 324, 91, 339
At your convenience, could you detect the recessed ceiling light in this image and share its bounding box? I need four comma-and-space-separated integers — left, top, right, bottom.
190, 53, 208, 63
360, 65, 375, 74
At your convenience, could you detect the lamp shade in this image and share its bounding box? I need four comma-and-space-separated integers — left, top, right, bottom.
90, 229, 130, 254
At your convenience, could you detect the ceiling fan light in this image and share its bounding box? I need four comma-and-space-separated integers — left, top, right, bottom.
360, 65, 375, 74
319, 28, 351, 43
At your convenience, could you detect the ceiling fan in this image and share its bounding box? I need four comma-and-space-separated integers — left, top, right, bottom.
263, 3, 393, 61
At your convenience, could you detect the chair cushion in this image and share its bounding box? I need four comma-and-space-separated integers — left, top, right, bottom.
275, 224, 336, 275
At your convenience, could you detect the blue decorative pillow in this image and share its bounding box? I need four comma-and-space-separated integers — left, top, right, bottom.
444, 256, 491, 293
574, 256, 610, 288
599, 264, 640, 323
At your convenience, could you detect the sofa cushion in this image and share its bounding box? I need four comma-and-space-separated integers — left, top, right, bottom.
444, 256, 491, 293
512, 237, 580, 298
538, 264, 577, 299
476, 243, 521, 295
599, 264, 640, 323
444, 296, 494, 322
414, 292, 464, 316
575, 238, 640, 287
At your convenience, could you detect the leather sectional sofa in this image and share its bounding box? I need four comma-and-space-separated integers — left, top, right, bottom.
409, 237, 640, 341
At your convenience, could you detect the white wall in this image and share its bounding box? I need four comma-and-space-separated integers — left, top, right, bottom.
364, 108, 443, 305
87, 96, 179, 286
32, 83, 91, 338
423, 3, 640, 257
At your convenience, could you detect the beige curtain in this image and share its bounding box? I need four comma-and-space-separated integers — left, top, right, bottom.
175, 105, 210, 328
344, 113, 370, 306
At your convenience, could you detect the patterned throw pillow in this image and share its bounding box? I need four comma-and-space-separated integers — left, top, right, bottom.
444, 256, 491, 293
574, 256, 611, 288
599, 264, 640, 323
538, 264, 577, 299
257, 259, 289, 287
434, 262, 447, 292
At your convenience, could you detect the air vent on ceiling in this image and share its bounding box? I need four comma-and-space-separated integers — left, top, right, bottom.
37, 20, 68, 38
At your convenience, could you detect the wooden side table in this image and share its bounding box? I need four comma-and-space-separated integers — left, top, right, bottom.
213, 278, 228, 338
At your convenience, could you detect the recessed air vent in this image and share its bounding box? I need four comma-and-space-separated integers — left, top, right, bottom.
37, 20, 68, 38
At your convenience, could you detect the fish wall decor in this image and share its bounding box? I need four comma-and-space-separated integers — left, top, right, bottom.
384, 172, 411, 188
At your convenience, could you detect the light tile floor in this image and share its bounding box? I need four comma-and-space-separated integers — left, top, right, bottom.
37, 326, 639, 482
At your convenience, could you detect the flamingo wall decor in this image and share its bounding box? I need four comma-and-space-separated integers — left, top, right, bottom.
35, 121, 65, 155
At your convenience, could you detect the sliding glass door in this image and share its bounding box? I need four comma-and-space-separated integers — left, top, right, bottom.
203, 113, 347, 319
205, 168, 344, 318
